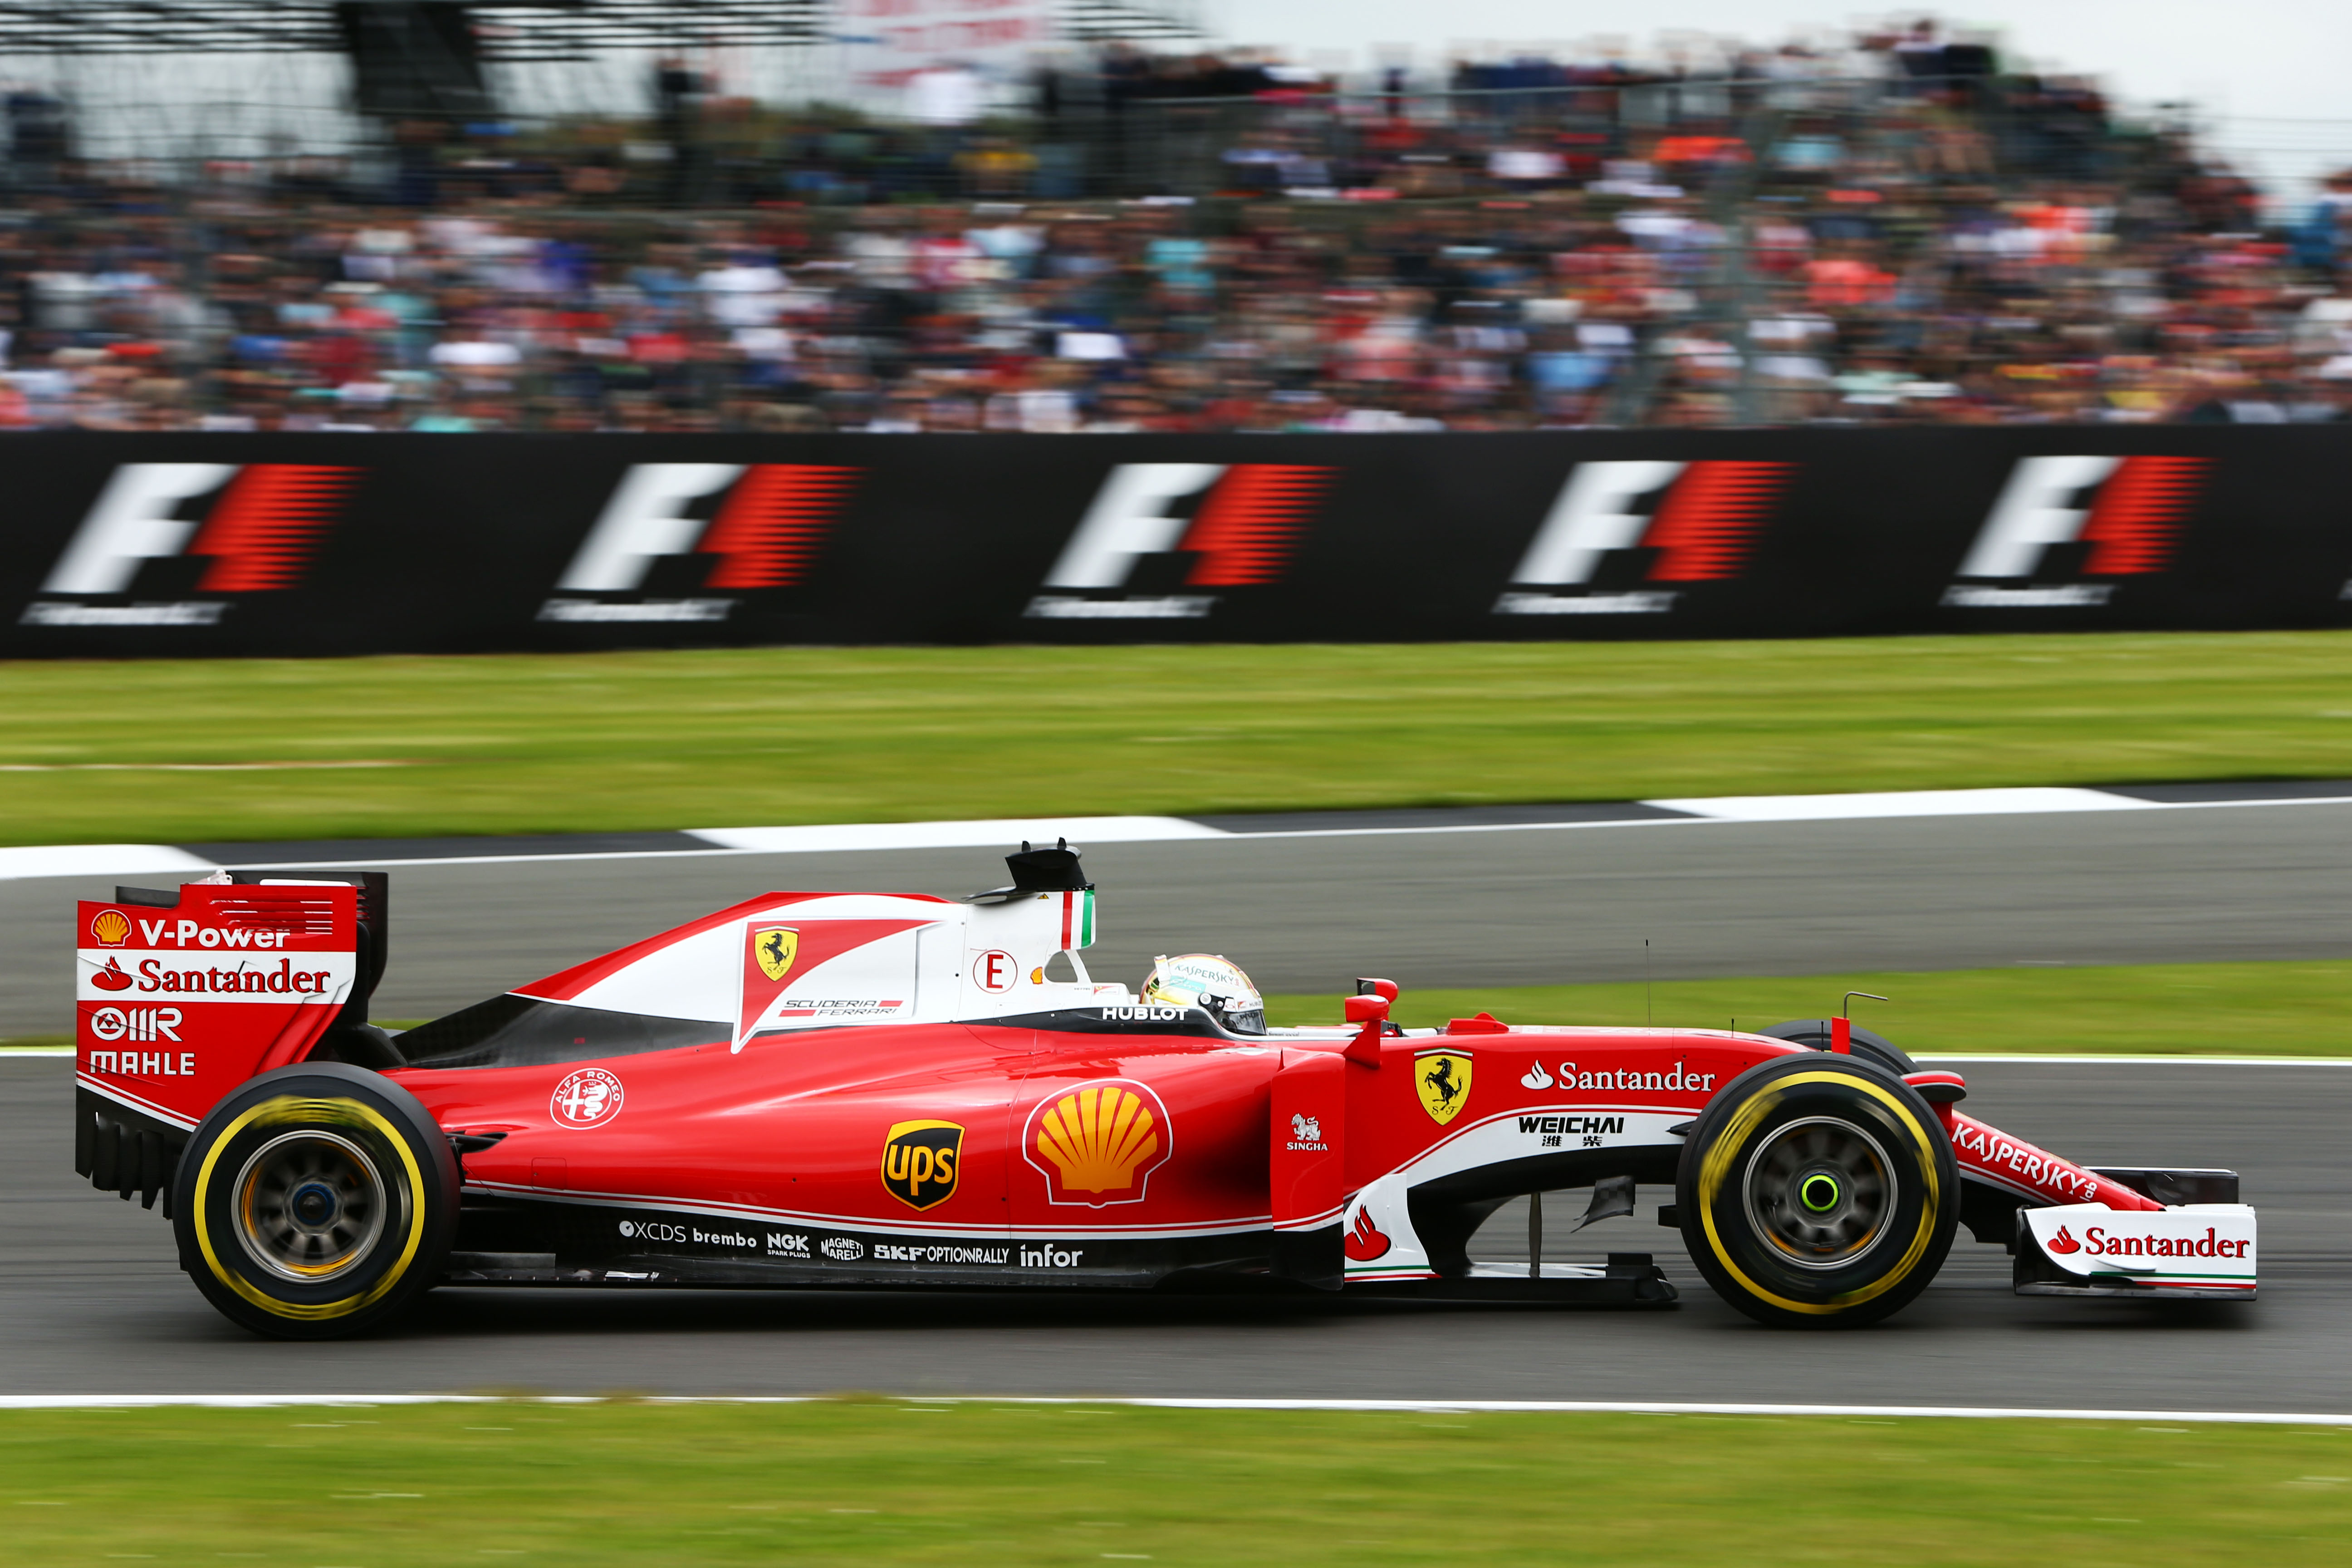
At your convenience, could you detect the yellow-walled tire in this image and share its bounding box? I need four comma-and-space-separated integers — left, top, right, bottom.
1676, 1054, 1958, 1329
170, 1063, 458, 1340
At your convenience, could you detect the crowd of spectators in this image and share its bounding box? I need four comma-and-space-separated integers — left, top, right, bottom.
3, 20, 2350, 432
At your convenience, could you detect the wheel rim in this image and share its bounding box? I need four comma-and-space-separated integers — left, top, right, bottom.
1741, 1116, 1896, 1270
231, 1130, 388, 1284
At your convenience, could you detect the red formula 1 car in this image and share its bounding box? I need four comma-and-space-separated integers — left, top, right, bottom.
70, 844, 2256, 1338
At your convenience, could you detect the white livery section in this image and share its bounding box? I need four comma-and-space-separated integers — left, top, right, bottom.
525, 887, 1122, 1038
1343, 1105, 1690, 1280
2019, 1203, 2257, 1298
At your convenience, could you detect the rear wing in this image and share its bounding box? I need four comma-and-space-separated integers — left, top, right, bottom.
74, 872, 384, 1211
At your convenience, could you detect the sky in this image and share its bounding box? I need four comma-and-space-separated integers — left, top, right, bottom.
1202, 2, 2352, 199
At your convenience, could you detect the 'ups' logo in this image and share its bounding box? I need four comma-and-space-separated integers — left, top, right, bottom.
752, 926, 799, 982
1415, 1050, 1472, 1125
881, 1120, 964, 1210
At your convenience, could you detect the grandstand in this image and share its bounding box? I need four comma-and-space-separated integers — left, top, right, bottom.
0, 9, 2342, 433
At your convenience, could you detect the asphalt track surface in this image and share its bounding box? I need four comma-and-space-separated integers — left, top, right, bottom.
5, 1053, 2347, 1409
7, 798, 2352, 1034
5, 799, 2352, 1409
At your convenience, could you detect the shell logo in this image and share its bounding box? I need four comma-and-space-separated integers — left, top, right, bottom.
90, 910, 131, 948
1023, 1079, 1173, 1207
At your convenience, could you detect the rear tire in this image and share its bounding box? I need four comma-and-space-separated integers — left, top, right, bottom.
1676, 1054, 1957, 1328
171, 1063, 457, 1340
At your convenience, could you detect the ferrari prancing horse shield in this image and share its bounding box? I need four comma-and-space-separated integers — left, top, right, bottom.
753, 926, 799, 981
1415, 1049, 1472, 1125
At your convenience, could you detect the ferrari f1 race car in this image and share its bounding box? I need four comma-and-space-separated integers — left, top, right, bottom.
70, 843, 2255, 1338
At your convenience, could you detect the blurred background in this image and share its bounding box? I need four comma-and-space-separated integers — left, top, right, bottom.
3, 1, 2351, 433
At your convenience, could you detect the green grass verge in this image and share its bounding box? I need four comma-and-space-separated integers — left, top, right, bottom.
1264, 958, 2352, 1056
1, 1402, 2345, 1565
5, 631, 2352, 844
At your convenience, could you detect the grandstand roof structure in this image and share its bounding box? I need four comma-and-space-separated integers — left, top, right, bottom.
0, 0, 1199, 59
0, 1, 1209, 158
0, 3, 819, 60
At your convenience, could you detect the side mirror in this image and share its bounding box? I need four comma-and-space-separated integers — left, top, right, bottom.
1344, 992, 1389, 1067
1354, 977, 1399, 1003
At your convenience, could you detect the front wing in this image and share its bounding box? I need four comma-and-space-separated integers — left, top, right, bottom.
2014, 1203, 2258, 1299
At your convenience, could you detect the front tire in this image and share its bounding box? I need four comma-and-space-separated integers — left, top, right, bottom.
1758, 1019, 1917, 1077
172, 1063, 457, 1340
1676, 1054, 1957, 1328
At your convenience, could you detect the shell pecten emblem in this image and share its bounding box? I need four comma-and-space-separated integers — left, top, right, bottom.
1415, 1049, 1473, 1125
90, 909, 131, 947
1024, 1079, 1173, 1206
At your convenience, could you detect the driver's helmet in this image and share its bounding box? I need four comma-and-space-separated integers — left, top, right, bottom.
1140, 953, 1266, 1035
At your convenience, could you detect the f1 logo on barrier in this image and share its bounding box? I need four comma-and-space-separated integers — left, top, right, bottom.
1025, 462, 1330, 620
1944, 455, 2207, 608
1494, 460, 1790, 616
540, 463, 858, 625
20, 463, 359, 629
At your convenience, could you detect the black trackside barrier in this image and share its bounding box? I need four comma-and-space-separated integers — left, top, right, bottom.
5, 430, 2352, 657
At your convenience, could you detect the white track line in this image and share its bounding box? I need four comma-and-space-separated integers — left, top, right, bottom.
213, 846, 802, 873
0, 844, 213, 881
135, 813, 1718, 872
1251, 792, 2352, 842
0, 1394, 2345, 1424
1648, 786, 2153, 821
984, 1398, 2352, 1425
201, 820, 1715, 869
692, 816, 1228, 853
